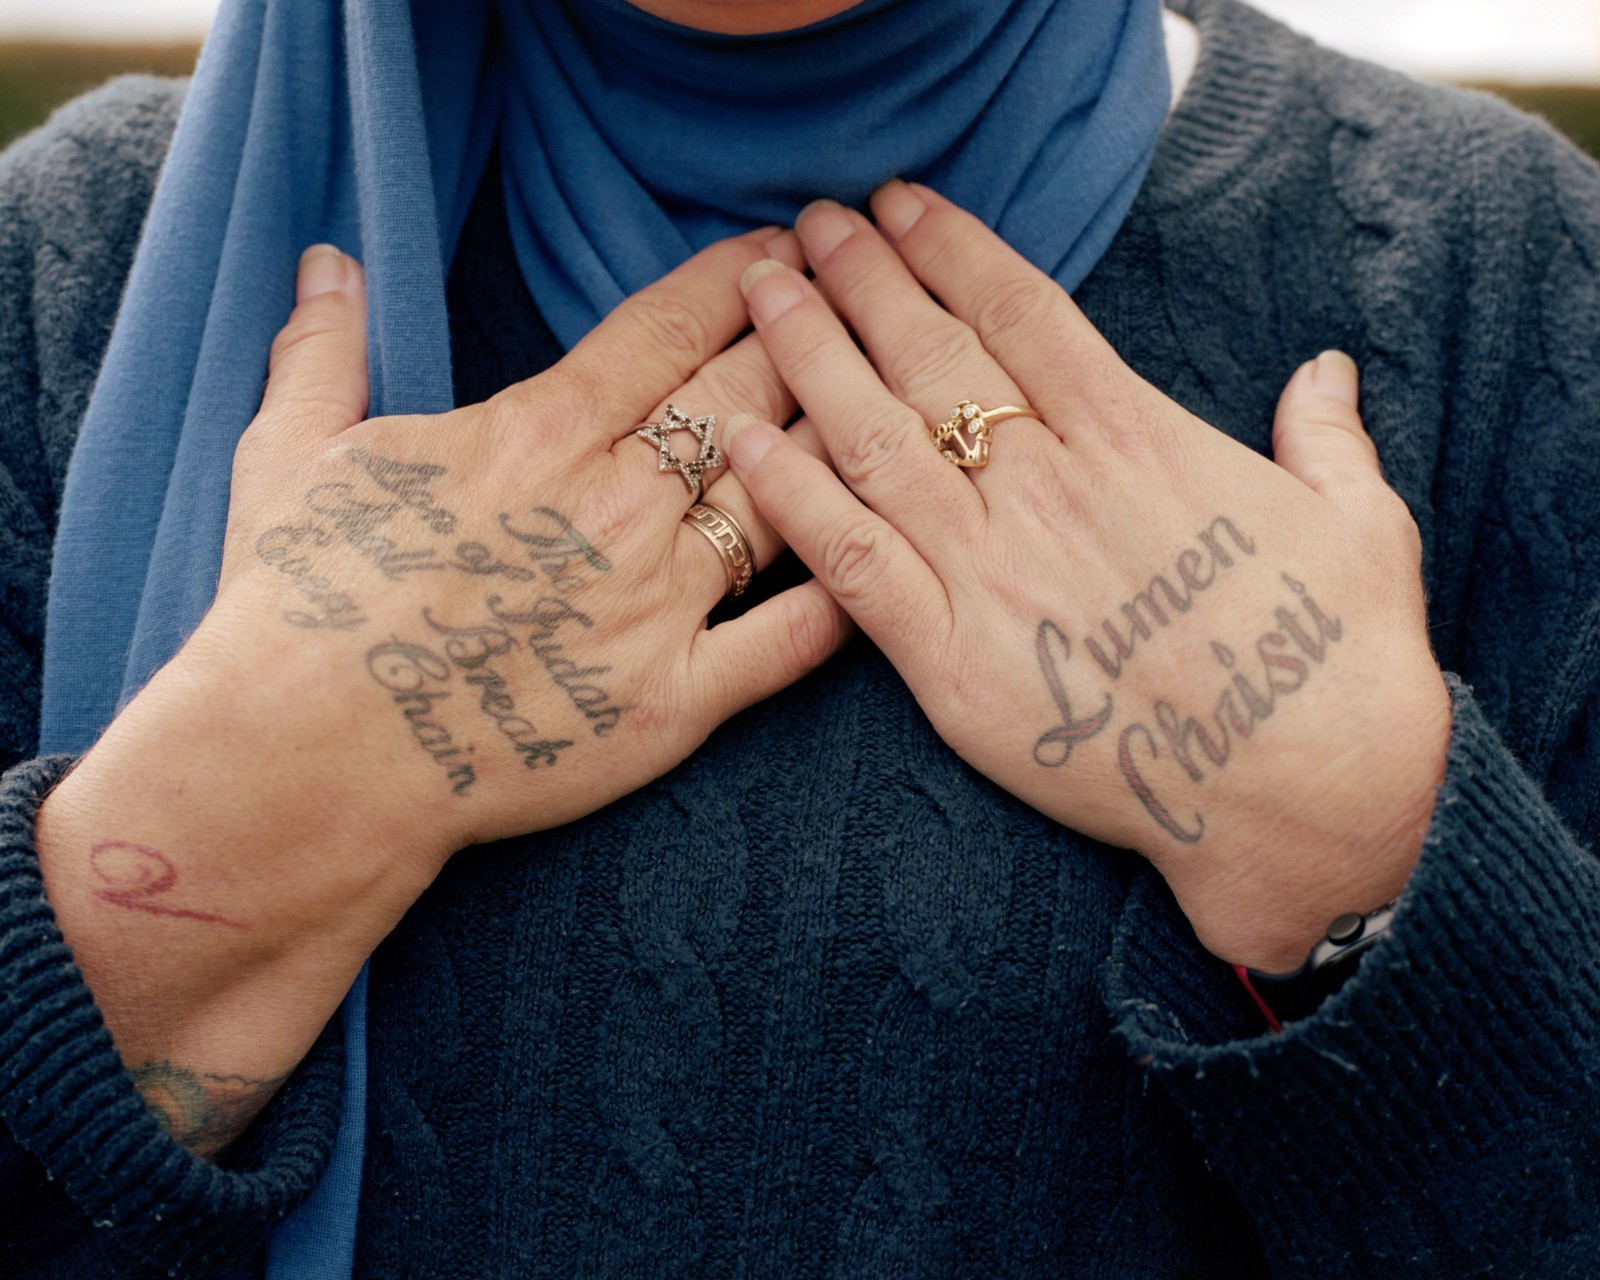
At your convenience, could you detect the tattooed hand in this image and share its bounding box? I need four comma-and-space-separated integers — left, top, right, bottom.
37, 234, 849, 1156
726, 184, 1450, 972
206, 234, 850, 842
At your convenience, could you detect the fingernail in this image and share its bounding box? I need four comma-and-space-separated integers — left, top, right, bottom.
724, 413, 778, 472
297, 244, 350, 302
762, 229, 805, 272
740, 260, 805, 324
872, 179, 926, 240
796, 200, 854, 262
1310, 349, 1359, 408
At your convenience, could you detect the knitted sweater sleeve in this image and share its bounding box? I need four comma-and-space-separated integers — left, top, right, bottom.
1106, 105, 1600, 1278
0, 82, 345, 1279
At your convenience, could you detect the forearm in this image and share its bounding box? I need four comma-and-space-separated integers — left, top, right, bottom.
35, 626, 448, 1158
1107, 678, 1600, 1272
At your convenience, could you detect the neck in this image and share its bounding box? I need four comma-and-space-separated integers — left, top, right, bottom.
623, 0, 864, 35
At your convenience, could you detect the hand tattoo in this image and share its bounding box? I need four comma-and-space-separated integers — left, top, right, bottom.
255, 524, 367, 629
1030, 514, 1346, 845
1083, 516, 1256, 680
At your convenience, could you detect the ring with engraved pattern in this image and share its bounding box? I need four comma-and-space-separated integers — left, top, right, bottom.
683, 502, 755, 599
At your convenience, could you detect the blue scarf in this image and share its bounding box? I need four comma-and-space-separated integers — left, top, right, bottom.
39, 0, 1168, 1272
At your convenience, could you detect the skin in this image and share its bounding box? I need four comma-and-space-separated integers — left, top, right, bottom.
36, 230, 853, 1159
33, 0, 1447, 1162
626, 0, 863, 35
725, 184, 1449, 970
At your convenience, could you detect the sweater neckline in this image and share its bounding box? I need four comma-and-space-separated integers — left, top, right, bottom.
1143, 0, 1305, 212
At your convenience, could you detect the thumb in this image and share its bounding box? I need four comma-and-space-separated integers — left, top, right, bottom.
256, 244, 370, 440
1271, 350, 1382, 497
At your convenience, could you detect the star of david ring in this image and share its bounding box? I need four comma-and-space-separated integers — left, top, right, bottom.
929, 400, 1044, 469
636, 404, 724, 501
683, 502, 755, 599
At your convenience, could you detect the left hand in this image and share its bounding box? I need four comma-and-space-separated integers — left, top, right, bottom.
724, 181, 1451, 972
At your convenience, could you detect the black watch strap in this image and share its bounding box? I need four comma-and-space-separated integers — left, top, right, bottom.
1236, 899, 1398, 1030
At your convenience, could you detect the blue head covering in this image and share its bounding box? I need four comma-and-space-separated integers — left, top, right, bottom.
39, 0, 1169, 1272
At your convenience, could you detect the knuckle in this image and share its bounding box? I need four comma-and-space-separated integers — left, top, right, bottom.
268, 295, 354, 371
887, 322, 985, 402
496, 363, 598, 437
833, 414, 914, 491
1095, 389, 1171, 460
969, 274, 1059, 348
630, 290, 713, 363
231, 418, 275, 473
1370, 485, 1421, 543
910, 207, 972, 277
570, 480, 636, 557
817, 514, 887, 601
1302, 403, 1375, 449
780, 592, 836, 673
704, 357, 783, 422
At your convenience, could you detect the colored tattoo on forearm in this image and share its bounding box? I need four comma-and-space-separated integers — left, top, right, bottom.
130, 1061, 289, 1159
90, 841, 249, 930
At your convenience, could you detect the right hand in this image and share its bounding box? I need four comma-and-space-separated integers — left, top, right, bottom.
202, 232, 850, 862
34, 231, 849, 1155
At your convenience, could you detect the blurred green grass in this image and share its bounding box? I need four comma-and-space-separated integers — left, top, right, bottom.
0, 40, 1597, 160
1466, 83, 1600, 160
0, 42, 200, 147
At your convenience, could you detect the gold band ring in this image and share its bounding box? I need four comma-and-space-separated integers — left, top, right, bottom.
683, 502, 755, 599
636, 404, 724, 501
930, 400, 1044, 469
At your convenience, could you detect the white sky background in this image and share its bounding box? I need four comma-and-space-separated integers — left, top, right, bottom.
0, 0, 1595, 83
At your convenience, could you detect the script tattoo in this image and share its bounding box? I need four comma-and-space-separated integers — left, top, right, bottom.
1117, 574, 1344, 843
487, 595, 629, 736
500, 507, 612, 593
348, 447, 458, 534
130, 1061, 289, 1159
305, 482, 447, 578
450, 541, 540, 582
366, 640, 479, 794
1028, 512, 1350, 845
1083, 516, 1256, 680
255, 524, 367, 629
1033, 622, 1114, 767
423, 609, 575, 769
90, 841, 248, 930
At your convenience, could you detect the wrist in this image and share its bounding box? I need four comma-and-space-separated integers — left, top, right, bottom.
34, 622, 453, 1119
1164, 670, 1450, 972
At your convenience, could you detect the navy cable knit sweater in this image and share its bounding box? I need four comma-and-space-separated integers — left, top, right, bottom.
2, 1, 1599, 1275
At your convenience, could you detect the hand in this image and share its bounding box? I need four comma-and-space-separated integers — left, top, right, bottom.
724, 182, 1450, 971
204, 232, 848, 853
37, 230, 849, 1155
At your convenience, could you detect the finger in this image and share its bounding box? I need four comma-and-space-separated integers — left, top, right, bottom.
689, 577, 853, 720
625, 330, 796, 509
739, 257, 983, 551
255, 245, 370, 441
1271, 351, 1384, 496
723, 414, 953, 671
870, 181, 1131, 427
794, 198, 1065, 484
674, 415, 831, 615
668, 416, 832, 611
507, 227, 788, 435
